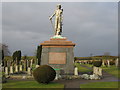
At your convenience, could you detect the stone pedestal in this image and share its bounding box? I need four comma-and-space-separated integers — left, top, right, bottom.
40, 38, 75, 75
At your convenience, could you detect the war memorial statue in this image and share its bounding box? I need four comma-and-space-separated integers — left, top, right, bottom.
49, 4, 64, 38
40, 4, 76, 75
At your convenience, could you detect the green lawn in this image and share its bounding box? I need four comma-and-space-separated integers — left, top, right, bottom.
80, 81, 119, 88
2, 80, 64, 88
102, 66, 120, 78
74, 63, 92, 72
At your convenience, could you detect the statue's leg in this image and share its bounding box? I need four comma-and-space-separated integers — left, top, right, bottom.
55, 17, 59, 35
55, 17, 58, 35
57, 18, 61, 35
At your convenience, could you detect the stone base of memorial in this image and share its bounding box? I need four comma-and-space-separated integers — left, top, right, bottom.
40, 36, 75, 75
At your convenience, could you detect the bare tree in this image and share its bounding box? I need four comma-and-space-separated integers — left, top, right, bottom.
0, 43, 10, 56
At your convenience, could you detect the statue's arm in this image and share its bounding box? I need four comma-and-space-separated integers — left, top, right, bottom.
49, 10, 56, 20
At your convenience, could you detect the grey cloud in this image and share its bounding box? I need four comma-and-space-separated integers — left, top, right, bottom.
2, 2, 118, 56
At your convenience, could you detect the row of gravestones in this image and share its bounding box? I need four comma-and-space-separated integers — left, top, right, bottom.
102, 59, 119, 67
2, 59, 40, 76
77, 58, 119, 67
74, 66, 102, 80
74, 58, 119, 79
74, 66, 102, 76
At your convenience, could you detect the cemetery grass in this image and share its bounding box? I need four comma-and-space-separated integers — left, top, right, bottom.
2, 80, 64, 88
74, 63, 92, 72
102, 66, 120, 78
80, 81, 119, 88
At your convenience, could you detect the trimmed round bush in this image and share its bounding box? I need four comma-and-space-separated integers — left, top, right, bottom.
93, 60, 102, 67
33, 65, 56, 84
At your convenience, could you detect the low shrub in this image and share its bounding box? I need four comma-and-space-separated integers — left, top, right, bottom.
33, 65, 56, 84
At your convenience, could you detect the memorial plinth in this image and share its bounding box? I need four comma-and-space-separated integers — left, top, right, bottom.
40, 38, 75, 75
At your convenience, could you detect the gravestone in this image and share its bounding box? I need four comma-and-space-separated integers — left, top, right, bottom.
98, 67, 102, 76
102, 60, 105, 66
19, 65, 22, 71
35, 65, 39, 68
10, 66, 13, 74
74, 67, 78, 75
27, 67, 31, 75
5, 67, 8, 75
30, 59, 33, 67
107, 60, 110, 67
15, 65, 18, 72
115, 58, 118, 67
93, 66, 102, 76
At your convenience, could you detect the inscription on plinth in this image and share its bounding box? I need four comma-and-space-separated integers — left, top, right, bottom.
40, 38, 75, 74
49, 52, 66, 64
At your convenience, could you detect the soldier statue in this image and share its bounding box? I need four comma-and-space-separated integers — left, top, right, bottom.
49, 4, 63, 36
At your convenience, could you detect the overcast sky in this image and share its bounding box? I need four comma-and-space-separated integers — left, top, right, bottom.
2, 2, 118, 57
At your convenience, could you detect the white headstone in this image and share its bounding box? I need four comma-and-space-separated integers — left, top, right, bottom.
15, 65, 18, 72
10, 66, 13, 74
93, 66, 102, 76
30, 59, 33, 67
115, 58, 118, 67
74, 67, 78, 75
55, 74, 58, 80
102, 60, 105, 66
93, 66, 97, 74
35, 65, 39, 68
22, 76, 26, 79
107, 60, 110, 67
27, 67, 31, 75
19, 65, 22, 71
98, 67, 102, 76
5, 67, 8, 75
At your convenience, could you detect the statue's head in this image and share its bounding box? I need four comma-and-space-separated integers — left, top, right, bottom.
57, 4, 61, 9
